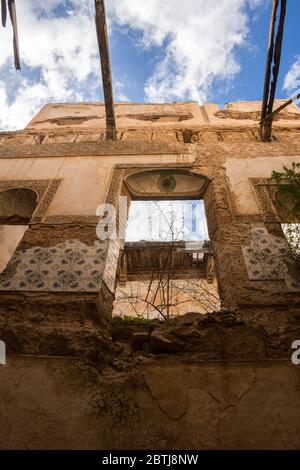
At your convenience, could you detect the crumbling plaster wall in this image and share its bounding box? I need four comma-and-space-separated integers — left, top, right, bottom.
225, 155, 300, 214
0, 101, 299, 323
0, 154, 193, 218
26, 100, 300, 131
0, 357, 300, 450
0, 102, 299, 299
0, 101, 300, 450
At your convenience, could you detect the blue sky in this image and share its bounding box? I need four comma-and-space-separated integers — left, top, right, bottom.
109, 2, 293, 105
0, 0, 299, 130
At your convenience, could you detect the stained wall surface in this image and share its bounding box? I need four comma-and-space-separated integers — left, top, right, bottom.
0, 100, 300, 449
0, 357, 300, 450
0, 225, 27, 273
0, 100, 299, 305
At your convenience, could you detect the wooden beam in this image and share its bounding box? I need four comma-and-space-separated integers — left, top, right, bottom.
8, 0, 21, 70
94, 0, 116, 140
260, 0, 278, 133
260, 0, 287, 141
261, 92, 300, 124
1, 0, 21, 70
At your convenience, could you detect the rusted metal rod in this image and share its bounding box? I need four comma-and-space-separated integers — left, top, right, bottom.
261, 0, 278, 128
94, 0, 116, 140
260, 0, 287, 141
267, 0, 287, 115
260, 92, 300, 124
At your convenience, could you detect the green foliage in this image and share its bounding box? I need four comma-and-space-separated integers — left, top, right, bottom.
122, 315, 150, 325
271, 162, 300, 217
272, 163, 300, 260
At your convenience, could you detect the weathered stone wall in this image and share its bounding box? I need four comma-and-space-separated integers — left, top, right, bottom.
0, 100, 300, 449
1, 136, 300, 311
0, 307, 299, 449
0, 356, 300, 450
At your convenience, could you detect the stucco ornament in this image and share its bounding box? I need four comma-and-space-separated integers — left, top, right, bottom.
157, 173, 177, 193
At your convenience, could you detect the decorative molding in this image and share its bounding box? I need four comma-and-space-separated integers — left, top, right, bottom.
0, 179, 46, 202
0, 179, 61, 223
124, 168, 208, 199
32, 179, 62, 222
106, 167, 125, 207
0, 140, 185, 159
44, 215, 100, 225
251, 178, 279, 222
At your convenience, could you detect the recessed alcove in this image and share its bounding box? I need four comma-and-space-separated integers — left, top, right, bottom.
0, 188, 38, 273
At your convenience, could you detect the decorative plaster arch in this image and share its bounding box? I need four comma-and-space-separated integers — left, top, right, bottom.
124, 168, 209, 200
0, 188, 38, 224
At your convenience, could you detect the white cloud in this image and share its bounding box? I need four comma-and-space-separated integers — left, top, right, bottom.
284, 56, 300, 93
0, 0, 267, 131
0, 0, 100, 130
108, 0, 265, 103
114, 80, 130, 102
247, 0, 267, 8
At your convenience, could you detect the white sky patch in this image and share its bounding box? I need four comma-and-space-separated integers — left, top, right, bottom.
109, 0, 265, 102
0, 0, 101, 130
126, 200, 209, 242
284, 56, 300, 93
247, 0, 267, 8
114, 80, 130, 102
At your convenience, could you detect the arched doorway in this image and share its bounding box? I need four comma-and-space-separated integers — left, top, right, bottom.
0, 188, 38, 273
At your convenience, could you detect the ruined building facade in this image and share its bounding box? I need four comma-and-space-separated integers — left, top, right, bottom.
0, 100, 300, 449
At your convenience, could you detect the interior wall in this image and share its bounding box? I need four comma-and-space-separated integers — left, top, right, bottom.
113, 279, 220, 318
0, 225, 27, 273
0, 155, 194, 218
1, 152, 298, 220
225, 155, 300, 214
0, 101, 300, 451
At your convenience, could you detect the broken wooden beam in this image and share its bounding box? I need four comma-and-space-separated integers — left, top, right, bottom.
260, 92, 300, 124
94, 0, 116, 140
260, 0, 287, 141
1, 0, 21, 70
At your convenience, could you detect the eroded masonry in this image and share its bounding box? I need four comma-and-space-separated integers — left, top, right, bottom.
0, 100, 300, 449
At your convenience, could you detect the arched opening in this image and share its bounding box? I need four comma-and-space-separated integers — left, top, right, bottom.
0, 188, 38, 224
0, 188, 38, 273
111, 168, 221, 320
